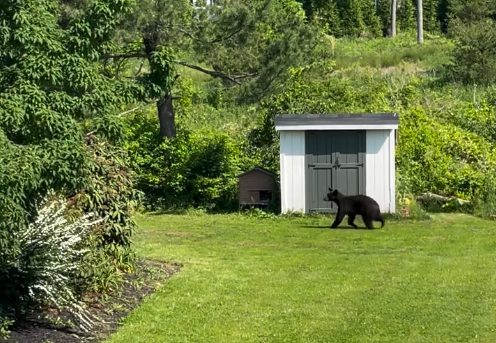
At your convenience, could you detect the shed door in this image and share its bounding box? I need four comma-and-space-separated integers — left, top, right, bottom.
306, 130, 365, 213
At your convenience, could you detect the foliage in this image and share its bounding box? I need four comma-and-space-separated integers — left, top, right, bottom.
446, 18, 496, 85
300, 0, 451, 38
107, 0, 330, 137
260, 62, 393, 114
304, 0, 342, 36
444, 0, 496, 85
124, 108, 244, 210
68, 134, 141, 293
440, 101, 496, 143
398, 0, 416, 32
337, 0, 381, 37
376, 0, 393, 36
422, 0, 442, 32
0, 316, 13, 339
0, 0, 139, 326
447, 0, 496, 25
0, 194, 102, 331
396, 106, 496, 201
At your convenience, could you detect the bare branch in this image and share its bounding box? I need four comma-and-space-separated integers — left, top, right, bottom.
84, 102, 157, 137
100, 54, 257, 84
135, 58, 147, 77
163, 24, 198, 40
175, 61, 241, 84
208, 25, 244, 44
176, 61, 257, 84
101, 53, 147, 60
117, 105, 145, 118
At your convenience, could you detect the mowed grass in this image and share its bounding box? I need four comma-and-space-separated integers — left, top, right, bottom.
105, 213, 496, 343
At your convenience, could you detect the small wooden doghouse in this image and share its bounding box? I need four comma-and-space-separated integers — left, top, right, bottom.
238, 167, 276, 209
275, 113, 399, 214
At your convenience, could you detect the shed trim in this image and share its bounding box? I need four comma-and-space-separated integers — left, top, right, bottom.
388, 129, 396, 212
276, 124, 398, 131
274, 113, 399, 127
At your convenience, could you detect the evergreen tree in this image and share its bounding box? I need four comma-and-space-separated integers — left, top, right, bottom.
337, 0, 381, 37
311, 0, 342, 37
423, 0, 440, 32
398, 0, 416, 31
376, 0, 392, 36
360, 0, 382, 36
447, 0, 496, 85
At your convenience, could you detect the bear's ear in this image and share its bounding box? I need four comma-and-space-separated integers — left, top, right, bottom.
328, 187, 333, 192
332, 189, 338, 194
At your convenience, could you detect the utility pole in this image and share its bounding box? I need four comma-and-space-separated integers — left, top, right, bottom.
417, 0, 423, 43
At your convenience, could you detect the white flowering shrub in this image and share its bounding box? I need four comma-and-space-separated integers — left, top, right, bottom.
3, 194, 104, 332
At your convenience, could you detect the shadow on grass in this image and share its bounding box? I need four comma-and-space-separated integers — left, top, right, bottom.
300, 225, 373, 230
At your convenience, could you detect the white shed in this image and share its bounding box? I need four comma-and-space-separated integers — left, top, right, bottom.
274, 113, 399, 214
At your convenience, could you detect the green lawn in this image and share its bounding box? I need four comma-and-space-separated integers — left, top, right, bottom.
105, 213, 496, 343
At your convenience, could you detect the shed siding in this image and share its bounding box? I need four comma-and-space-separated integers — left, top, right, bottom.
238, 170, 274, 204
365, 130, 394, 212
280, 131, 306, 213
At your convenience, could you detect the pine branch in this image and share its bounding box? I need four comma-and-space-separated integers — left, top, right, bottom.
100, 54, 257, 84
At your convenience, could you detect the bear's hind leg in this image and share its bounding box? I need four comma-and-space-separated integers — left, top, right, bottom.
362, 214, 374, 230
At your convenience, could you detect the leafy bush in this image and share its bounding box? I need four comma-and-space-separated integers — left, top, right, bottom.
0, 194, 102, 332
0, 0, 137, 326
396, 106, 496, 202
0, 316, 14, 339
440, 101, 496, 143
124, 109, 244, 210
68, 134, 141, 293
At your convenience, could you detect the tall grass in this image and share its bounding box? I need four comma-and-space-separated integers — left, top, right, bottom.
332, 31, 453, 70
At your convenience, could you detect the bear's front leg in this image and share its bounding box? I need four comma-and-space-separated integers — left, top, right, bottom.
330, 210, 345, 228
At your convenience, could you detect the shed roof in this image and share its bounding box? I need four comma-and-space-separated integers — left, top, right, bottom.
275, 113, 398, 126
237, 167, 275, 178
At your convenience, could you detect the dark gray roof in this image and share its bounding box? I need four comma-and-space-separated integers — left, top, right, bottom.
275, 113, 399, 126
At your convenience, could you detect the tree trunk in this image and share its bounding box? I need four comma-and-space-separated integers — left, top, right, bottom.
157, 94, 176, 138
391, 0, 397, 37
417, 0, 423, 43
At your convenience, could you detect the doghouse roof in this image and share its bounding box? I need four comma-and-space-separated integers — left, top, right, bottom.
237, 167, 275, 178
275, 113, 399, 131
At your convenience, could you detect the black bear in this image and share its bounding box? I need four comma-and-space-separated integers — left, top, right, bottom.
323, 188, 385, 230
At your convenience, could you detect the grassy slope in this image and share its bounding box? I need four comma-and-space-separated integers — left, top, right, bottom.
105, 214, 496, 343
332, 31, 453, 71
156, 32, 454, 132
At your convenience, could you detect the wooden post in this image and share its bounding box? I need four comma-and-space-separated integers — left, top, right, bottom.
417, 0, 423, 43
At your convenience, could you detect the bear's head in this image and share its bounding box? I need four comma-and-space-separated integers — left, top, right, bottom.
323, 188, 339, 202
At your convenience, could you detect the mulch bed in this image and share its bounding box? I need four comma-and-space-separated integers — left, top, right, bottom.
4, 260, 181, 343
